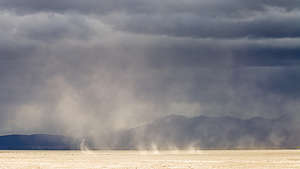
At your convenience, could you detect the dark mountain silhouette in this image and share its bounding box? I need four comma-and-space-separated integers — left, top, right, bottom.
97, 115, 300, 149
0, 134, 80, 150
0, 115, 299, 150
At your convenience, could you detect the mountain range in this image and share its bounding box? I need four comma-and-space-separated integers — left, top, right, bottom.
0, 115, 299, 150
0, 134, 79, 150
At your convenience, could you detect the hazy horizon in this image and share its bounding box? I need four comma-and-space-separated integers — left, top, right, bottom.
0, 0, 300, 149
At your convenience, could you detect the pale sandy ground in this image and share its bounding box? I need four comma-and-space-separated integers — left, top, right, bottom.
0, 150, 299, 169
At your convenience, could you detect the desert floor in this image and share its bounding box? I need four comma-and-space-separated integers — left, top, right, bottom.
0, 150, 299, 169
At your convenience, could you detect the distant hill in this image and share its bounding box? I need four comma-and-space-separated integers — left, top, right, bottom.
0, 115, 299, 150
96, 115, 300, 149
0, 134, 80, 150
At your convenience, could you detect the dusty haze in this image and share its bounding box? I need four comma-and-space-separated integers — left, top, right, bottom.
0, 0, 300, 148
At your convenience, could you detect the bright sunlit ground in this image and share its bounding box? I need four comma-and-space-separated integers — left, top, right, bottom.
0, 150, 299, 169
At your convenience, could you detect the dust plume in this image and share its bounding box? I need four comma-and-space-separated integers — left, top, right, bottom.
0, 0, 300, 149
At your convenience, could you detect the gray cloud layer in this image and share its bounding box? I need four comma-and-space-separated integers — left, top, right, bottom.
0, 0, 300, 143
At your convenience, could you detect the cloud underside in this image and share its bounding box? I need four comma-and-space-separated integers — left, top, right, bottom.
0, 0, 299, 139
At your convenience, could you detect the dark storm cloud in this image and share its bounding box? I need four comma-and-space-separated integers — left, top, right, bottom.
1, 0, 300, 39
106, 11, 300, 38
256, 68, 300, 98
18, 15, 94, 41
0, 0, 300, 148
1, 0, 300, 14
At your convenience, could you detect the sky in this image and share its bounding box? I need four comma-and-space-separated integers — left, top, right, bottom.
0, 0, 300, 137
